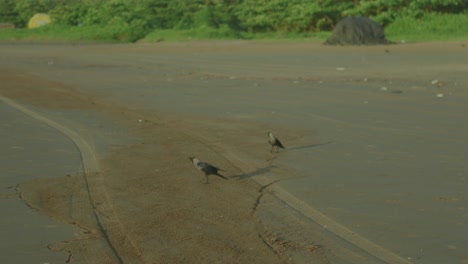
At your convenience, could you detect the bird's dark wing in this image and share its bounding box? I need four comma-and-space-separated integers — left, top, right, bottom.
199, 162, 218, 173
208, 163, 222, 171
275, 138, 285, 149
211, 169, 228, 180
201, 163, 228, 180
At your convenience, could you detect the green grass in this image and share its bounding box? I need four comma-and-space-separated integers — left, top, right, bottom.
0, 24, 138, 42
0, 22, 330, 43
0, 24, 150, 42
241, 31, 331, 42
140, 27, 330, 43
140, 25, 240, 42
386, 13, 468, 42
1, 13, 467, 43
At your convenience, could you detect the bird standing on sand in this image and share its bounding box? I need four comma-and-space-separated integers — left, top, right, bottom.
267, 132, 285, 153
189, 157, 228, 184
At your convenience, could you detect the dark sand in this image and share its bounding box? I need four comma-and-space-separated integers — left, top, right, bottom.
0, 102, 79, 263
0, 40, 467, 263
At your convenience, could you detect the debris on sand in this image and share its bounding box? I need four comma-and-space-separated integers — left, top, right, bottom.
325, 16, 391, 46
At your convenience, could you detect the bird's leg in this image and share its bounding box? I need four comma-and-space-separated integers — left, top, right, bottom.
270, 145, 274, 153
205, 175, 209, 184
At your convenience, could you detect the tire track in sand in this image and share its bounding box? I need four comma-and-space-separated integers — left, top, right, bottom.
0, 96, 142, 263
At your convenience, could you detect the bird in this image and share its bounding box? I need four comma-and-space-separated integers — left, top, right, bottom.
189, 157, 228, 184
267, 132, 285, 153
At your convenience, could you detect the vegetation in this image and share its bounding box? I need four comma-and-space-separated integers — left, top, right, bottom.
386, 13, 468, 42
0, 0, 467, 42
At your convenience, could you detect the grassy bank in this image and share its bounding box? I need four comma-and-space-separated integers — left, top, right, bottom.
140, 28, 331, 43
0, 23, 147, 43
0, 13, 467, 44
0, 25, 331, 43
386, 13, 468, 42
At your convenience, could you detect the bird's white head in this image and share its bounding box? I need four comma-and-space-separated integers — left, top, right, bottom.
189, 157, 200, 165
267, 132, 275, 139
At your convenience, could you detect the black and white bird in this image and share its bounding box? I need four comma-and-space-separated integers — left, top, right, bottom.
267, 132, 285, 153
189, 157, 228, 184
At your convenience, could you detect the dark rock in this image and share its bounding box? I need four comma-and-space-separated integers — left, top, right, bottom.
325, 16, 391, 45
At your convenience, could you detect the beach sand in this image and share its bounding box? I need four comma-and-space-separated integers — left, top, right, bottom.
1, 41, 467, 263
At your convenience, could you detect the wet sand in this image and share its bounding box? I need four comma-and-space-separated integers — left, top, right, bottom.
0, 102, 79, 263
0, 40, 467, 263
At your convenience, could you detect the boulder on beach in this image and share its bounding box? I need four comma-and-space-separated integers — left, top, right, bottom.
325, 16, 391, 45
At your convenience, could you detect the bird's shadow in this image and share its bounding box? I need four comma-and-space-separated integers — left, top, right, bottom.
230, 164, 276, 180
229, 141, 333, 179
285, 141, 334, 151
